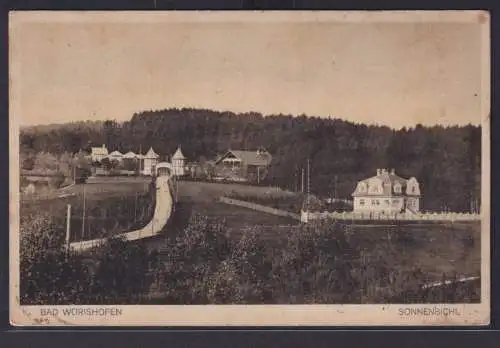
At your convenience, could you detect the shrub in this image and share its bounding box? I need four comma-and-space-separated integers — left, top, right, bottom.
20, 214, 161, 305
156, 214, 231, 304
20, 213, 91, 305
22, 157, 35, 170
49, 172, 66, 189
206, 227, 274, 304
86, 236, 158, 304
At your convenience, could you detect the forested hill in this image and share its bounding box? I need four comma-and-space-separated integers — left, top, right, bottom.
19, 108, 481, 212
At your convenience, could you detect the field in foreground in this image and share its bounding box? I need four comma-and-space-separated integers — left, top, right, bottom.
19, 179, 481, 305
167, 181, 480, 280
143, 181, 481, 304
20, 177, 154, 242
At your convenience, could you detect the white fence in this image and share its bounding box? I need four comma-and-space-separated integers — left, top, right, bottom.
220, 197, 301, 221
301, 210, 481, 223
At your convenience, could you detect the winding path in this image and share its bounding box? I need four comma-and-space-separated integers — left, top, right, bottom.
69, 175, 174, 252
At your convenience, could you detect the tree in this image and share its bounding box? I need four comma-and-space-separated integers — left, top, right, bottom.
49, 172, 66, 189
19, 109, 481, 212
22, 157, 35, 170
123, 158, 138, 172
101, 158, 112, 171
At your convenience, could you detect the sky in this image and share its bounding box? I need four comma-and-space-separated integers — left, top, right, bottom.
10, 12, 488, 129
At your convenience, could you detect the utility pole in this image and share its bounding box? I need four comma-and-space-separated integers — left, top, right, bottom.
334, 174, 338, 199
301, 168, 305, 193
307, 159, 311, 212
175, 175, 179, 204
81, 184, 86, 239
293, 168, 299, 192
257, 167, 260, 184
66, 204, 71, 254
135, 191, 138, 223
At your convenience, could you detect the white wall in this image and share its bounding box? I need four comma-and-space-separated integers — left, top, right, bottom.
353, 196, 404, 212
172, 159, 185, 176
142, 158, 158, 176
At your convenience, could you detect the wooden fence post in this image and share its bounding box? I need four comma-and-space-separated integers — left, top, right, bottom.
66, 204, 71, 252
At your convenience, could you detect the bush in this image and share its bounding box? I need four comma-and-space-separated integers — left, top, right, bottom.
20, 214, 160, 305
86, 236, 158, 304
22, 157, 35, 170
49, 172, 66, 189
151, 218, 437, 304
20, 213, 91, 305
206, 227, 274, 303
155, 214, 231, 304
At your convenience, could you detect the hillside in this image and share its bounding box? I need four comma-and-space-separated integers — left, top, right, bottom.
19, 108, 481, 212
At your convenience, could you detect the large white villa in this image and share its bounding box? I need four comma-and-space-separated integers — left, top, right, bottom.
351, 168, 421, 214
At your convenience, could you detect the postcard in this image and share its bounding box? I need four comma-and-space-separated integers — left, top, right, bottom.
9, 10, 490, 326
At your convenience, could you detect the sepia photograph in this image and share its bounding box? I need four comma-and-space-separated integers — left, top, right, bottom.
9, 11, 490, 326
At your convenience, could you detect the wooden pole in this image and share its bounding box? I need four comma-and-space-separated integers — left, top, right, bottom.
301, 168, 305, 193
307, 159, 311, 211
81, 184, 86, 239
135, 191, 138, 223
175, 175, 178, 204
334, 175, 338, 199
66, 204, 71, 252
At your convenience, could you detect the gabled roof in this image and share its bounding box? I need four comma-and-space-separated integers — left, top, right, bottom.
144, 147, 159, 159
123, 151, 137, 158
109, 150, 123, 157
172, 147, 185, 160
216, 149, 272, 166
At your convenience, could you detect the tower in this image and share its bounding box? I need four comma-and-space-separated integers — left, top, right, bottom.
172, 146, 186, 177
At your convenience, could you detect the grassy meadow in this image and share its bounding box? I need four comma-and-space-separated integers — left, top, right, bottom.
20, 177, 155, 242
19, 179, 481, 305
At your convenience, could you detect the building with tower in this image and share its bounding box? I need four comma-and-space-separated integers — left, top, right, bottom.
142, 147, 160, 176
172, 146, 186, 177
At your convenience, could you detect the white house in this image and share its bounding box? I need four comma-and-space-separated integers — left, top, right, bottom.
108, 150, 123, 163
123, 151, 137, 160
172, 146, 186, 177
142, 147, 160, 176
90, 144, 108, 162
351, 168, 421, 214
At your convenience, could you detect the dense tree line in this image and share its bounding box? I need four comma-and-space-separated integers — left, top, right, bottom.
19, 108, 481, 212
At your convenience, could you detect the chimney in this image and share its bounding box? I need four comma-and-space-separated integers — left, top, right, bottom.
376, 169, 381, 175
390, 168, 395, 175
102, 144, 105, 149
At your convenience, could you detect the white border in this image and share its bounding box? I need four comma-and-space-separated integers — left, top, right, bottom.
9, 10, 491, 326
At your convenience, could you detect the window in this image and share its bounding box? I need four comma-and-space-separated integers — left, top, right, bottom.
385, 200, 390, 205
359, 199, 365, 206
368, 184, 380, 194
394, 183, 402, 194
358, 183, 366, 193
371, 199, 376, 206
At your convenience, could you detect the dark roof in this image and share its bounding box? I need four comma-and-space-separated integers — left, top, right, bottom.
216, 149, 272, 166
